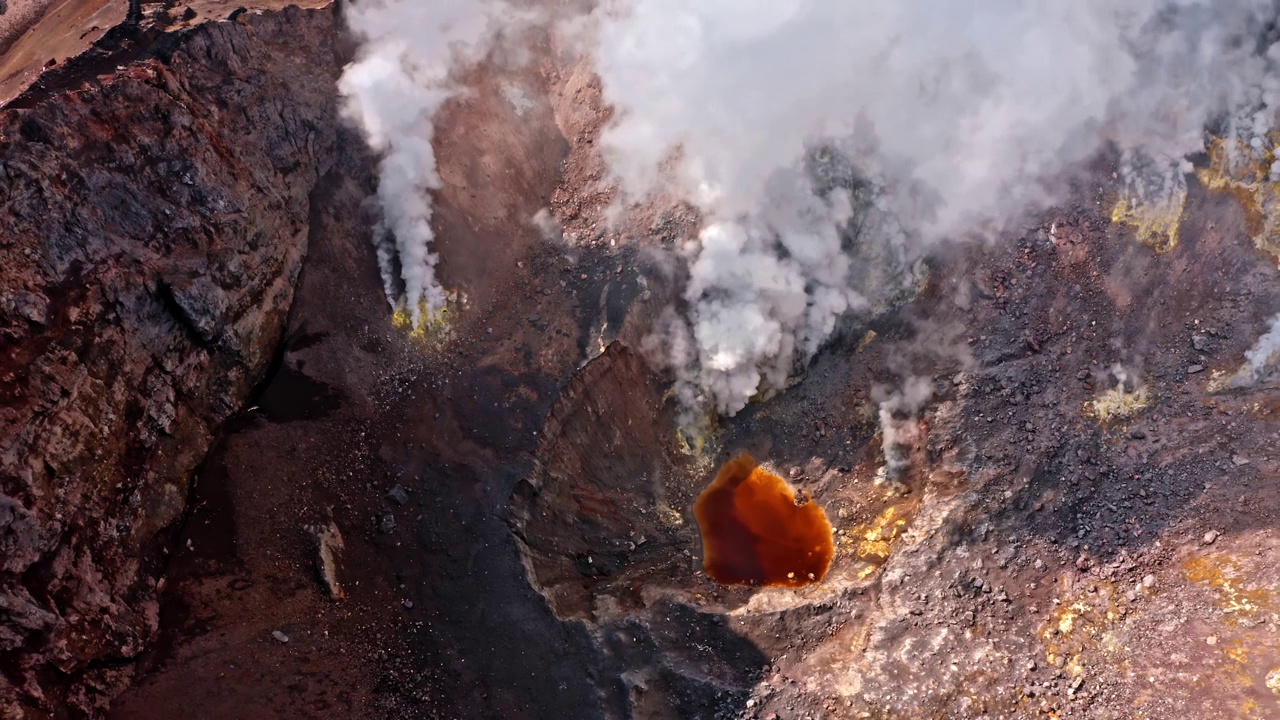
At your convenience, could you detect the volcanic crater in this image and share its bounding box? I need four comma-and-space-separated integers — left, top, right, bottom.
0, 2, 1279, 720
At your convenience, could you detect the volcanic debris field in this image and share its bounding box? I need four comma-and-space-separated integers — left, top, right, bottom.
1, 2, 1280, 720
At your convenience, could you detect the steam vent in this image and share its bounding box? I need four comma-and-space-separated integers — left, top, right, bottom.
694, 453, 834, 587
8, 0, 1280, 717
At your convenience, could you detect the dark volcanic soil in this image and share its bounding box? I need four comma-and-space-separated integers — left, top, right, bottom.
2, 3, 1279, 720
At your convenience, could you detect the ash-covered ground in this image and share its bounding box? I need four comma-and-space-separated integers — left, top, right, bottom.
0, 3, 1278, 720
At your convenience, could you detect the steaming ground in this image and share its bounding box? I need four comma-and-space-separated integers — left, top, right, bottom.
338, 0, 496, 326
344, 0, 1280, 425
109, 3, 1280, 717
587, 0, 1280, 419
1233, 311, 1280, 386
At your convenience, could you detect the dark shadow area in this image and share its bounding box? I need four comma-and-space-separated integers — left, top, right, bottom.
255, 363, 344, 423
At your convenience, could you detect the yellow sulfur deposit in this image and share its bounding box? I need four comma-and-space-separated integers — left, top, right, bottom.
1183, 553, 1274, 623
1110, 151, 1190, 253
391, 295, 455, 345
836, 504, 910, 581
1111, 191, 1186, 254
1087, 384, 1150, 423
1195, 136, 1280, 267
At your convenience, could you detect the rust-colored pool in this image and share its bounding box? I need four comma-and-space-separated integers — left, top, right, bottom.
693, 453, 833, 587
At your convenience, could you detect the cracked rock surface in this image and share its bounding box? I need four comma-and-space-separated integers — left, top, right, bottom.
0, 6, 342, 713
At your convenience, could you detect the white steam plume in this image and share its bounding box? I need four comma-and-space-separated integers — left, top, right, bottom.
338, 0, 500, 328
874, 376, 935, 481
1226, 312, 1280, 387
1245, 314, 1280, 374
587, 0, 1280, 417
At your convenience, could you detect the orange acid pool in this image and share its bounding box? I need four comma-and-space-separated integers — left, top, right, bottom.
693, 453, 834, 587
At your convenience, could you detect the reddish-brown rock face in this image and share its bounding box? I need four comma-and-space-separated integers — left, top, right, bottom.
0, 6, 344, 713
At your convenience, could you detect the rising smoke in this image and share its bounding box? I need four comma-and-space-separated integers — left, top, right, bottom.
589, 0, 1280, 417
338, 0, 502, 328
340, 0, 1280, 416
874, 376, 936, 482
1229, 312, 1280, 387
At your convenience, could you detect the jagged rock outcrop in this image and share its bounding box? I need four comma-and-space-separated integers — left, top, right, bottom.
511, 343, 694, 622
0, 5, 343, 713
